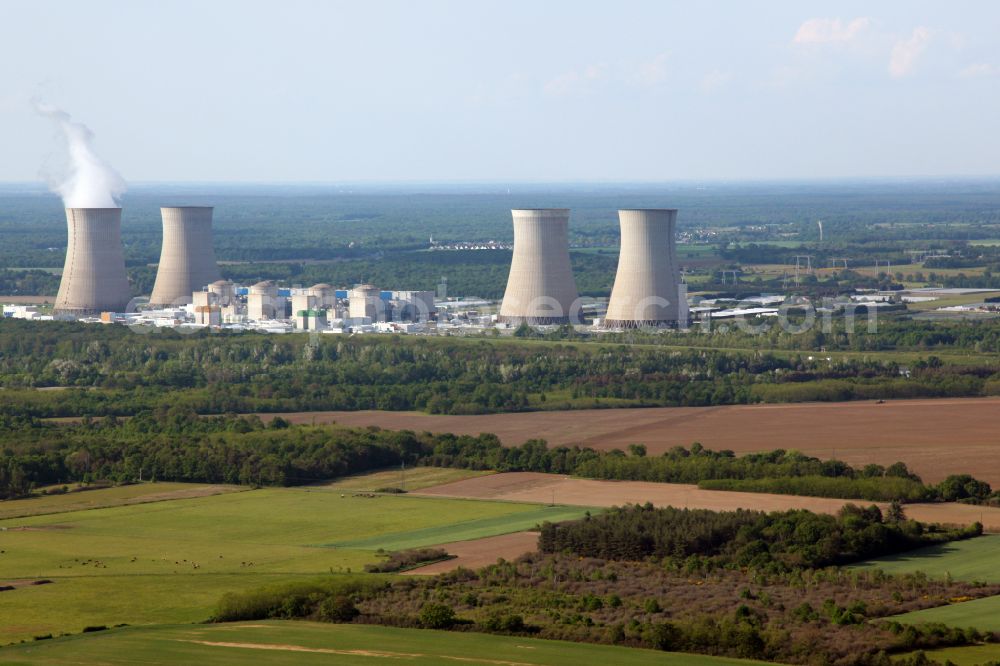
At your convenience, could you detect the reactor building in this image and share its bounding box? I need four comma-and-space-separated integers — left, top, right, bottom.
148, 207, 221, 308
53, 208, 132, 316
603, 209, 685, 329
498, 209, 580, 326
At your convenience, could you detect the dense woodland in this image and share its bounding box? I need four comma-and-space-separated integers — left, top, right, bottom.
537, 504, 981, 570
2, 321, 1000, 421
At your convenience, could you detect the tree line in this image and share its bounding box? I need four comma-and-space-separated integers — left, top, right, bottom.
1, 412, 992, 505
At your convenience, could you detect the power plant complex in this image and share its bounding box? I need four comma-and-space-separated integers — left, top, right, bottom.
41, 202, 688, 332
53, 208, 132, 317
148, 207, 222, 308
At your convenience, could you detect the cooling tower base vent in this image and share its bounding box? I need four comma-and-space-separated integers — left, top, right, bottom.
498, 315, 572, 326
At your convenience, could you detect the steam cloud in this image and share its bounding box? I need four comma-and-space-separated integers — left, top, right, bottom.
35, 102, 126, 208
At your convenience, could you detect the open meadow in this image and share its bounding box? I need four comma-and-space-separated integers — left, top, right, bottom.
851, 534, 1000, 582
898, 644, 1000, 666
0, 483, 244, 520
271, 397, 1000, 485
0, 621, 774, 666
0, 479, 589, 644
889, 595, 1000, 633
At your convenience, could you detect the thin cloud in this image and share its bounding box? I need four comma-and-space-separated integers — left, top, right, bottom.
793, 17, 871, 44
631, 53, 669, 88
889, 27, 932, 78
700, 69, 731, 93
958, 62, 997, 79
543, 63, 609, 96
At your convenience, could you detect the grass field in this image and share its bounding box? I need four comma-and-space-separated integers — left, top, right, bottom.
0, 485, 590, 644
890, 595, 1000, 632
328, 505, 589, 551
0, 482, 243, 520
0, 621, 774, 665
904, 291, 1000, 312
317, 466, 491, 492
850, 534, 1000, 583
900, 644, 1000, 665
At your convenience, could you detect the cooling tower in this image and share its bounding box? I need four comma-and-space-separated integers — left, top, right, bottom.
603, 209, 683, 329
148, 207, 221, 307
54, 208, 132, 316
498, 209, 580, 326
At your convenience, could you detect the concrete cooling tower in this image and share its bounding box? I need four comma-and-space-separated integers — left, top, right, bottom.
148, 207, 221, 307
54, 208, 132, 316
603, 209, 684, 329
498, 208, 580, 326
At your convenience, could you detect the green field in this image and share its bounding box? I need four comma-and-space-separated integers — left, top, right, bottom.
318, 466, 491, 492
328, 505, 590, 551
890, 595, 1000, 632
0, 485, 589, 644
0, 482, 244, 520
0, 621, 773, 665
900, 644, 1000, 666
851, 534, 1000, 583
852, 535, 1000, 634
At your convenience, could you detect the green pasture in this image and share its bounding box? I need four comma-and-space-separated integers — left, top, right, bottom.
0, 485, 588, 644
0, 621, 775, 666
899, 644, 1000, 665
850, 534, 1000, 583
329, 504, 589, 551
0, 482, 244, 520
890, 595, 1000, 632
317, 466, 491, 492
853, 536, 1000, 634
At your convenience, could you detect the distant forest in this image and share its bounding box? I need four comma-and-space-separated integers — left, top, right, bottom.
5, 181, 1000, 295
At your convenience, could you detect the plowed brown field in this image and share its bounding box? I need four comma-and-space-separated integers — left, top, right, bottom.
415, 472, 1000, 531
402, 531, 540, 575
264, 397, 1000, 485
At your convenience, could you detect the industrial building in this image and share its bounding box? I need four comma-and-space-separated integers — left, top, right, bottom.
498, 209, 580, 325
148, 207, 221, 307
349, 284, 382, 321
247, 280, 282, 320
604, 209, 686, 329
53, 208, 132, 316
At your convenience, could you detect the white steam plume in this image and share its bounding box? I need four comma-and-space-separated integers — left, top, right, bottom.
34, 101, 126, 208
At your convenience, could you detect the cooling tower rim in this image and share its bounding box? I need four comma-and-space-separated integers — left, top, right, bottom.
618, 208, 679, 213
160, 205, 214, 210
511, 208, 570, 215
65, 207, 122, 212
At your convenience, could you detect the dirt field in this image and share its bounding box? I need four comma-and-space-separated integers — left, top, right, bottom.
403, 531, 540, 575
0, 295, 54, 304
415, 472, 1000, 532
264, 397, 1000, 485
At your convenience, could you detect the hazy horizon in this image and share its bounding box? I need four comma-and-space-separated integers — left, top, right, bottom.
4, 1, 1000, 184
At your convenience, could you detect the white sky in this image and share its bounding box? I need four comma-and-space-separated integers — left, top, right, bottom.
2, 0, 999, 182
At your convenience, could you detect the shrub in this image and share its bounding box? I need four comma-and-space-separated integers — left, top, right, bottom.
364, 548, 452, 574
318, 595, 359, 623
214, 577, 384, 622
420, 602, 456, 629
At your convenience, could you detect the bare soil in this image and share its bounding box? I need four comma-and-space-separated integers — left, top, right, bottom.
263, 397, 1000, 485
415, 472, 1000, 532
403, 532, 540, 576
